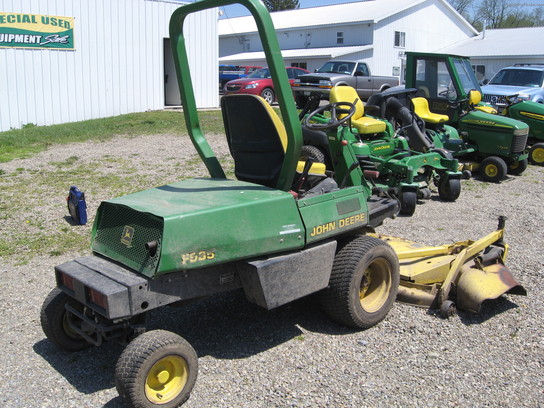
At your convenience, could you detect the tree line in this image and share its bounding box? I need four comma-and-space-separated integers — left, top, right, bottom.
448, 0, 544, 29
265, 0, 544, 29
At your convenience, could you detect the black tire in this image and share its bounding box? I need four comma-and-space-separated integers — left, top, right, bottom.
40, 287, 92, 351
320, 235, 400, 329
399, 190, 417, 216
260, 88, 275, 105
438, 177, 461, 201
528, 142, 544, 165
300, 145, 326, 164
507, 158, 528, 175
116, 330, 198, 408
480, 156, 507, 183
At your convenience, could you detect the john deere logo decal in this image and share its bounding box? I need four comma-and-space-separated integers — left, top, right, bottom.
121, 226, 134, 247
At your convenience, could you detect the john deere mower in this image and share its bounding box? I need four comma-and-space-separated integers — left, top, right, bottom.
39, 2, 526, 408
301, 86, 463, 216
404, 52, 529, 182
481, 94, 544, 166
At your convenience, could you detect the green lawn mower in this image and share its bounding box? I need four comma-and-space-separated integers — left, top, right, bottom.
39, 2, 526, 408
404, 52, 530, 183
300, 86, 463, 216
485, 95, 544, 166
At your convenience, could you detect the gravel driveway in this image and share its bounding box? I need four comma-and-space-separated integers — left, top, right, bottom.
0, 133, 543, 408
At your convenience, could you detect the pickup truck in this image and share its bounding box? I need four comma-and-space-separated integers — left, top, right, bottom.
292, 60, 399, 108
219, 64, 262, 88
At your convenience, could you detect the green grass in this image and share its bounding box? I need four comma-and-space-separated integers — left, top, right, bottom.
0, 110, 225, 163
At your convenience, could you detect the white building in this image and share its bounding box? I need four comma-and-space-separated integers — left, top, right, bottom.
438, 26, 544, 82
218, 0, 478, 79
0, 0, 218, 132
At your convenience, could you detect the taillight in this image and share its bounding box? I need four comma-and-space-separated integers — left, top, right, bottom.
86, 287, 108, 310
59, 273, 75, 291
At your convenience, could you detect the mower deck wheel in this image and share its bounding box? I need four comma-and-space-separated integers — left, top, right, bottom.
320, 235, 400, 329
115, 330, 198, 408
439, 300, 457, 319
507, 158, 528, 175
529, 143, 544, 165
40, 287, 92, 352
399, 191, 417, 216
480, 156, 507, 183
438, 177, 461, 201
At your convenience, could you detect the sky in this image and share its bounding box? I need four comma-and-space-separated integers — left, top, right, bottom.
215, 0, 544, 19
219, 0, 361, 19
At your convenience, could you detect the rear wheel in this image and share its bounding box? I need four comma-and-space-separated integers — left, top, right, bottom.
116, 330, 198, 408
438, 177, 461, 201
300, 145, 326, 164
480, 156, 507, 182
529, 143, 544, 165
320, 235, 399, 329
40, 287, 92, 351
507, 158, 528, 175
399, 190, 417, 216
260, 88, 275, 105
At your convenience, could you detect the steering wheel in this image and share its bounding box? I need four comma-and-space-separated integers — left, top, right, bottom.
303, 101, 356, 130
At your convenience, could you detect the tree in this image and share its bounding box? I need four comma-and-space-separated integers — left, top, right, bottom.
448, 0, 474, 18
264, 0, 299, 12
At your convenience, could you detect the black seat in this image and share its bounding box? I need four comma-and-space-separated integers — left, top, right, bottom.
221, 94, 286, 188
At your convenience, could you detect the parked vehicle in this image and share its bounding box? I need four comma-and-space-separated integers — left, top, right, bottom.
292, 60, 399, 108
481, 64, 544, 107
403, 52, 529, 182
224, 66, 309, 104
219, 64, 261, 88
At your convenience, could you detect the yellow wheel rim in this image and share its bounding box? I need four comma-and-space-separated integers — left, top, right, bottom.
533, 147, 544, 164
509, 161, 519, 170
145, 355, 189, 404
484, 164, 498, 178
359, 259, 392, 313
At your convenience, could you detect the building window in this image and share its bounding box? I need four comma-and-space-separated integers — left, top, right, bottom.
291, 62, 308, 70
472, 65, 486, 81
337, 31, 344, 45
394, 31, 405, 48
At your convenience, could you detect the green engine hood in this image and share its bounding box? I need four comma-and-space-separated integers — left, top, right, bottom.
91, 178, 305, 277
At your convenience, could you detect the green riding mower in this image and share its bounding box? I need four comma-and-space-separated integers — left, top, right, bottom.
300, 85, 463, 216
404, 52, 530, 183
478, 94, 544, 166
39, 2, 526, 408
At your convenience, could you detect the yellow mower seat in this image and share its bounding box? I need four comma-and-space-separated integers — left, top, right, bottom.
469, 89, 498, 114
411, 97, 449, 124
330, 86, 387, 134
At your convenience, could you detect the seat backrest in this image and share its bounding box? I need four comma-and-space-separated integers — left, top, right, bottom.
221, 94, 287, 187
330, 86, 364, 120
468, 89, 482, 106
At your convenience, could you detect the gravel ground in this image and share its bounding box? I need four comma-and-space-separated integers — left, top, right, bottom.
0, 133, 543, 408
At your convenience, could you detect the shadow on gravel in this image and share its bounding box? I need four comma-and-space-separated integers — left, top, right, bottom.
33, 338, 123, 394
147, 289, 357, 360
457, 296, 520, 325
32, 289, 355, 398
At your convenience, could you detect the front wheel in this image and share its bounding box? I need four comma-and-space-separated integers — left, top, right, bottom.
438, 177, 461, 201
260, 88, 275, 105
116, 330, 198, 408
529, 143, 544, 165
480, 156, 507, 183
320, 235, 400, 329
507, 158, 528, 175
40, 287, 92, 351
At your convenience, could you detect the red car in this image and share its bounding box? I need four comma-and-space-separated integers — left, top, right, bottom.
224, 67, 310, 104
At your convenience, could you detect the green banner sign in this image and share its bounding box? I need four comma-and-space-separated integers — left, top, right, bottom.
0, 13, 75, 49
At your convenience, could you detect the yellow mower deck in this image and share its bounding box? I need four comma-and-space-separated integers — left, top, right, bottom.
372, 217, 527, 317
